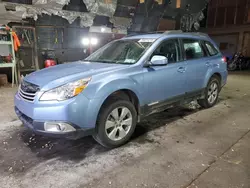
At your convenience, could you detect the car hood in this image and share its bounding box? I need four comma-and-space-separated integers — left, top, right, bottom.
24, 61, 128, 90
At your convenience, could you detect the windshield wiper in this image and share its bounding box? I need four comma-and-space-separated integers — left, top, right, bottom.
83, 59, 117, 64
82, 60, 96, 62
83, 59, 132, 65
115, 61, 134, 65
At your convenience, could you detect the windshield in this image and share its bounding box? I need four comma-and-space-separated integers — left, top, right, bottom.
85, 39, 155, 64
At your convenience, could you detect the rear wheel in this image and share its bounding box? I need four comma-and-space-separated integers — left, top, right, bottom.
93, 98, 137, 148
228, 62, 237, 71
198, 76, 220, 108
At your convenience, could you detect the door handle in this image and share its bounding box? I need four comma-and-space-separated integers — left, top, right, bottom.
177, 67, 186, 73
205, 62, 211, 66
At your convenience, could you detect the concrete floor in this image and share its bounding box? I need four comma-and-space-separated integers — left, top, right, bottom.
0, 72, 250, 188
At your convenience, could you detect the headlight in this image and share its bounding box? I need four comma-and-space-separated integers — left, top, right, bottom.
40, 77, 91, 101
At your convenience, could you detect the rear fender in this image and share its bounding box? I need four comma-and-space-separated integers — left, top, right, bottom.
203, 69, 222, 88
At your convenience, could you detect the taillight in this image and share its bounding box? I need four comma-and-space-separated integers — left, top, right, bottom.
222, 56, 227, 63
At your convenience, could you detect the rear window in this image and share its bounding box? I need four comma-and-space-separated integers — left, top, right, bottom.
204, 41, 219, 56
183, 39, 205, 60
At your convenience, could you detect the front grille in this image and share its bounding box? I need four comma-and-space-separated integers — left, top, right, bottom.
15, 107, 33, 124
15, 107, 34, 129
18, 81, 40, 102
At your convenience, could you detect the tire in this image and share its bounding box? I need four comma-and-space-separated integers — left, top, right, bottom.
198, 76, 220, 108
93, 97, 137, 148
228, 62, 237, 71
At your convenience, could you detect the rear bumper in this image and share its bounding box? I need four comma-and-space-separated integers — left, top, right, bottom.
15, 107, 94, 139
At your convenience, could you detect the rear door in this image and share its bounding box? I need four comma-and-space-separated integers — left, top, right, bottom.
181, 38, 209, 93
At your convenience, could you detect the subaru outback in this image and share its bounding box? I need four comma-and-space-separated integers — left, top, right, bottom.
15, 31, 228, 148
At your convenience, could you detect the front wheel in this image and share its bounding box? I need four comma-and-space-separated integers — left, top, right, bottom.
228, 62, 237, 71
198, 76, 220, 108
93, 98, 137, 148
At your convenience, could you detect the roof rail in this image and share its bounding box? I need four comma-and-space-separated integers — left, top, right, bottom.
147, 31, 165, 34
124, 31, 163, 38
193, 32, 209, 37
124, 31, 209, 39
163, 31, 209, 37
164, 30, 183, 34
124, 33, 143, 38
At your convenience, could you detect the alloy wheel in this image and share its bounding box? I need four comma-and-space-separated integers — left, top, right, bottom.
208, 82, 218, 104
105, 107, 133, 141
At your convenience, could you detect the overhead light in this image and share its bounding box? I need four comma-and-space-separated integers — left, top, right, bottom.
82, 38, 89, 46
101, 27, 105, 32
82, 37, 98, 46
90, 37, 98, 45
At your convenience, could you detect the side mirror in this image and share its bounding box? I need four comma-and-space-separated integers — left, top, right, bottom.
150, 55, 168, 66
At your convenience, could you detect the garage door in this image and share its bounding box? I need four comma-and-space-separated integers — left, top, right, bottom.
242, 32, 250, 57
210, 34, 239, 58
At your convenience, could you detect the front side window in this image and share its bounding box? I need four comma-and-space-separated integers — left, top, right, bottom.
183, 39, 205, 60
85, 39, 154, 64
204, 41, 219, 56
151, 39, 181, 63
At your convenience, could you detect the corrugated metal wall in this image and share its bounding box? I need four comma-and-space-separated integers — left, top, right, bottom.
35, 13, 89, 67
210, 34, 239, 57
207, 0, 249, 28
157, 19, 176, 31
1, 0, 32, 4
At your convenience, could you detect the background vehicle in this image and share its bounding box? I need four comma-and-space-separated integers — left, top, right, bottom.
15, 31, 228, 148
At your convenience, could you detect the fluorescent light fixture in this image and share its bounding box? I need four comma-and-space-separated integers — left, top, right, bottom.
82, 38, 89, 46
90, 37, 98, 45
101, 27, 105, 32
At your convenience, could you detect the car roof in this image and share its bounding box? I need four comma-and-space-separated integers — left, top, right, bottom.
124, 31, 210, 41
125, 34, 163, 40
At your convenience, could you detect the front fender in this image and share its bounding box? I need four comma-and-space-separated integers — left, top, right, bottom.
82, 78, 143, 128
96, 78, 141, 99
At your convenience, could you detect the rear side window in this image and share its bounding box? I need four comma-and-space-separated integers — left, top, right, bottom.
204, 41, 219, 56
182, 39, 205, 60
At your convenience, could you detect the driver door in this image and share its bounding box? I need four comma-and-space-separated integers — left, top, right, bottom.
143, 38, 187, 106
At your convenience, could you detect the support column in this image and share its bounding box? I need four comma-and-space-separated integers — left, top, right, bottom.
237, 31, 244, 52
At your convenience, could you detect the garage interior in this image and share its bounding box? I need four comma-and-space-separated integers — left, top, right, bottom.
0, 0, 250, 188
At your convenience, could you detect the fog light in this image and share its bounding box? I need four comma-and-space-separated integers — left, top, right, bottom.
44, 122, 76, 133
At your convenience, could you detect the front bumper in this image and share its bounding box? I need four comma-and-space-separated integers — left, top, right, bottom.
14, 90, 98, 127
15, 107, 94, 139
